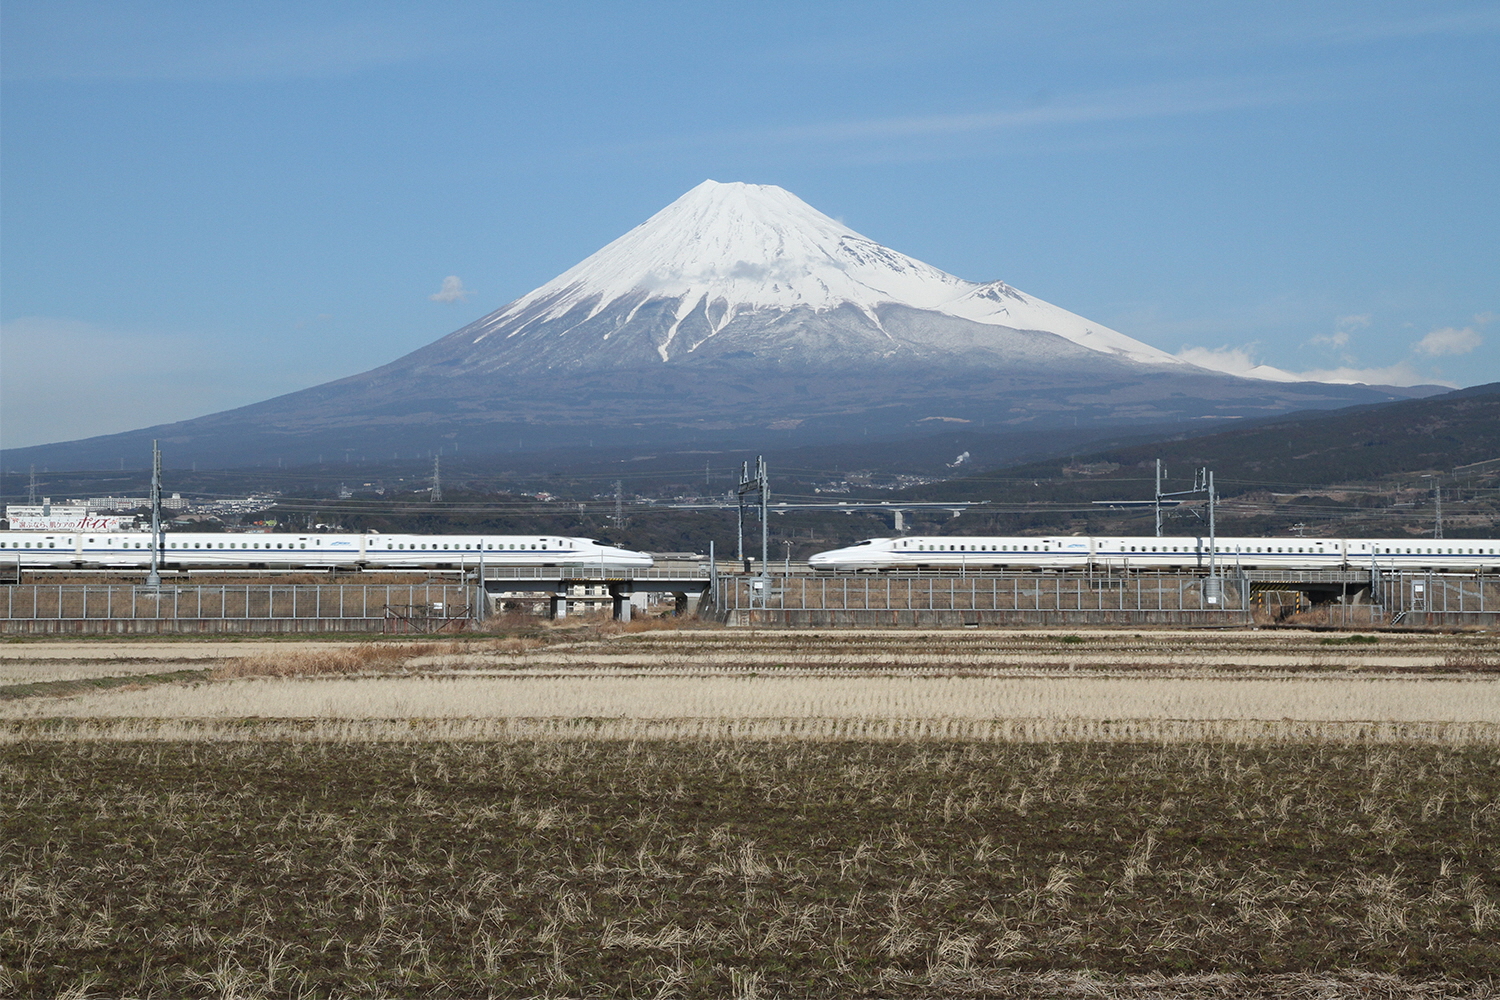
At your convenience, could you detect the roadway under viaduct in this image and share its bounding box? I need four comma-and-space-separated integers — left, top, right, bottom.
481, 567, 713, 622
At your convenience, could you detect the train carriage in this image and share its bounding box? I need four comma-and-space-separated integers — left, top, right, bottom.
0, 531, 652, 571
808, 535, 1500, 573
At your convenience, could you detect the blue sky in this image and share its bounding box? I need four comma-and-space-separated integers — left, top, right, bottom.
3, 0, 1497, 449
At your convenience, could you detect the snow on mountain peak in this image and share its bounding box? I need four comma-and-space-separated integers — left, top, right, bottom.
473, 179, 1187, 368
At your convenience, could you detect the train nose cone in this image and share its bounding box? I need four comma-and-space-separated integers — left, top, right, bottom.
613, 548, 653, 568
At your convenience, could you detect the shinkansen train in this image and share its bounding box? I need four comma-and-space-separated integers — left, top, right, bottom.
808, 535, 1500, 573
0, 531, 653, 570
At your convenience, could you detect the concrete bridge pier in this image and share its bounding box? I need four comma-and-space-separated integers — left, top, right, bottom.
549, 587, 569, 620
611, 582, 634, 622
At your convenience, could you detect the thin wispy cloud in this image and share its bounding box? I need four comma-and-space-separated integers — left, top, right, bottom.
589, 74, 1324, 169
758, 78, 1312, 146
1307, 314, 1370, 352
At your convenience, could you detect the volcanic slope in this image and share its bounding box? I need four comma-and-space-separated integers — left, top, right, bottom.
14, 181, 1437, 469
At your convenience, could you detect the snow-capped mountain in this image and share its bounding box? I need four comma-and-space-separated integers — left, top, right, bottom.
10, 180, 1441, 469
459, 180, 1185, 370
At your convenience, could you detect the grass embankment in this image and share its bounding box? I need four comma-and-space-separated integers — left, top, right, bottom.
2, 741, 1497, 998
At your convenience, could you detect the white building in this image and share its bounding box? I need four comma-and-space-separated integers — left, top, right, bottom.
87, 493, 190, 512
5, 501, 135, 532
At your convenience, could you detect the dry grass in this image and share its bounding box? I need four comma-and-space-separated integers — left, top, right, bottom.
8, 672, 1496, 724
211, 641, 454, 678
209, 637, 546, 679
5, 715, 1499, 745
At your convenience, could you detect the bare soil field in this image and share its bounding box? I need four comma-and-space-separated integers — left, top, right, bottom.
3, 741, 1497, 998
3, 627, 1498, 997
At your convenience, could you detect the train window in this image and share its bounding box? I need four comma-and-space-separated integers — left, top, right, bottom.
300, 544, 306, 549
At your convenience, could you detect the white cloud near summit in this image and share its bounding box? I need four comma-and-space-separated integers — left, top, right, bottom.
1174, 344, 1264, 376
1175, 317, 1484, 387
430, 276, 472, 304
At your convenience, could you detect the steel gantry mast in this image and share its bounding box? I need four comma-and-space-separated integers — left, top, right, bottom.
736, 456, 770, 572
1157, 466, 1220, 603
145, 440, 163, 588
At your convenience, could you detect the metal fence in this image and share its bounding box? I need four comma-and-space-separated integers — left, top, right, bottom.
715, 570, 1500, 628
0, 583, 480, 634
717, 571, 1251, 626
3, 569, 1495, 632
1374, 570, 1497, 626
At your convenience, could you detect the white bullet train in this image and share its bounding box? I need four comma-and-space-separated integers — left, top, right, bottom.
808, 535, 1500, 573
0, 531, 654, 571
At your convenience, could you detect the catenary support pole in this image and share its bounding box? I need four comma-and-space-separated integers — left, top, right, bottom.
145, 440, 162, 588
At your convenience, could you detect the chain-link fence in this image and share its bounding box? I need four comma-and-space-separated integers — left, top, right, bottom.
713, 570, 1500, 628
0, 583, 480, 634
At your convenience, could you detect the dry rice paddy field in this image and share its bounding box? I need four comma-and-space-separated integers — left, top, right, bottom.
3, 626, 1499, 998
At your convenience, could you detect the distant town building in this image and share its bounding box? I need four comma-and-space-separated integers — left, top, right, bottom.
87, 493, 190, 512
5, 500, 135, 532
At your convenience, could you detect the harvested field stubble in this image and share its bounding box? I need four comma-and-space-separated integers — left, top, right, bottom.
1, 740, 1497, 998
3, 673, 1497, 726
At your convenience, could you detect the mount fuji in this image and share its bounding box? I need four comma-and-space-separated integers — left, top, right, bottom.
13, 181, 1439, 469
